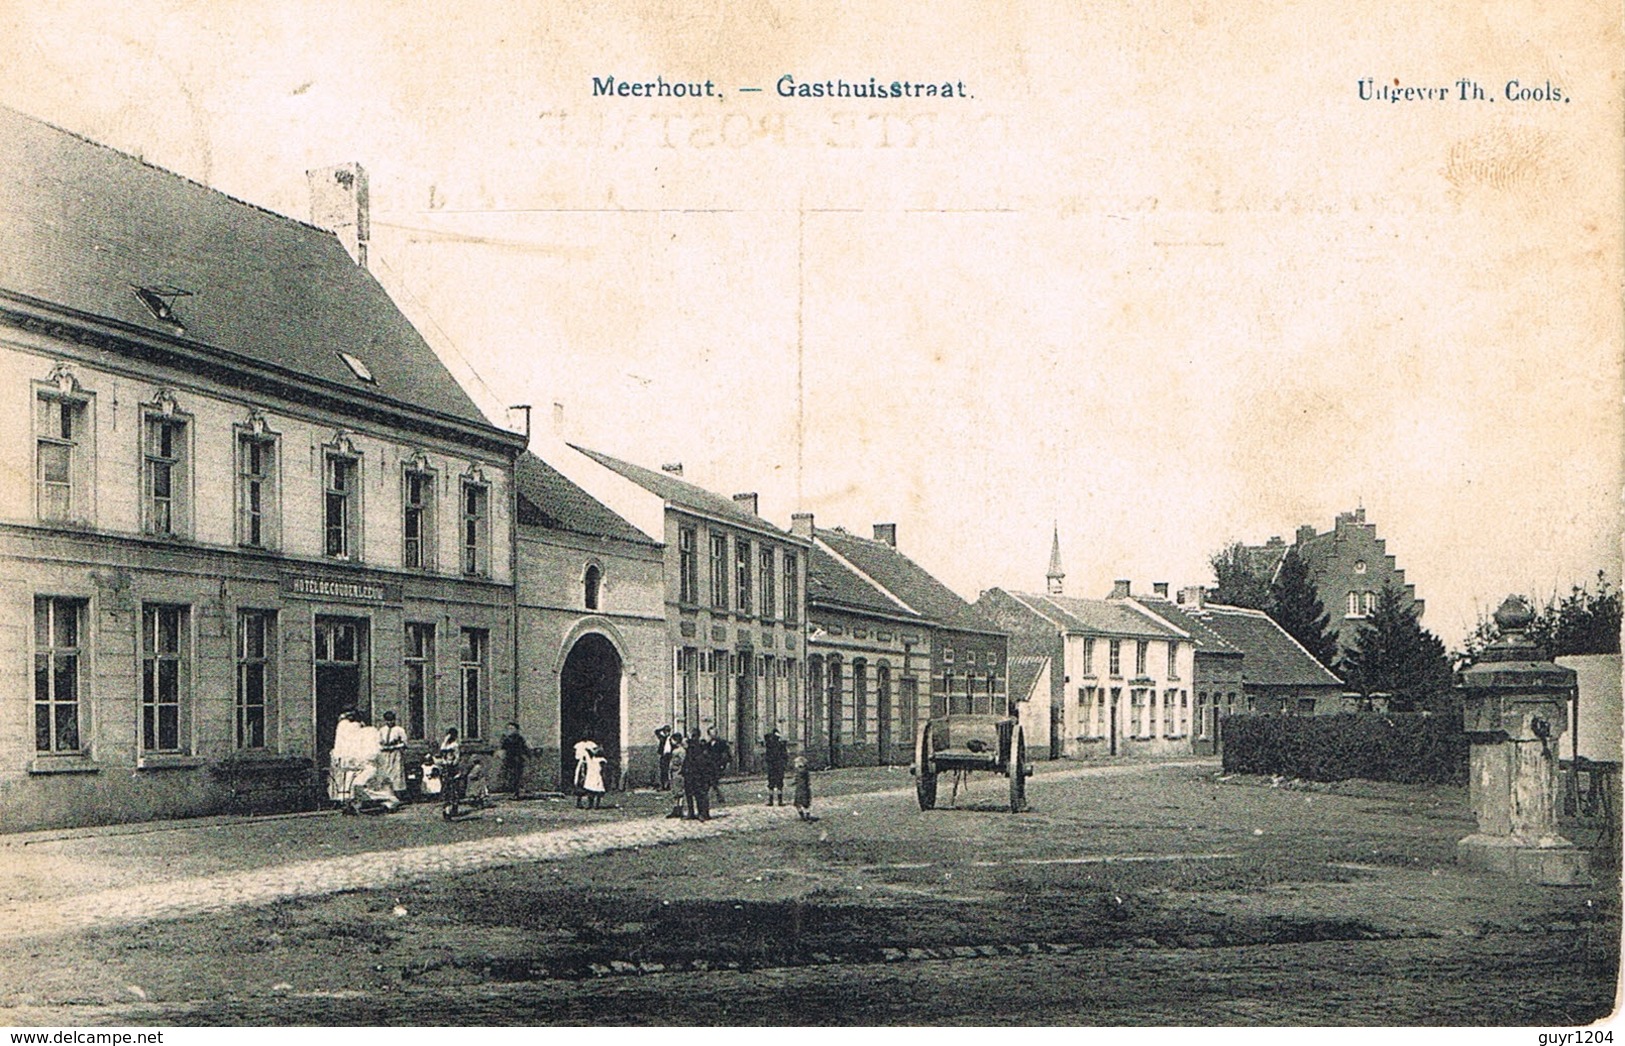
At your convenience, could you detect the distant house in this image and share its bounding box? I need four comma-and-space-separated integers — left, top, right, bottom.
1160, 586, 1345, 717
514, 453, 667, 790
1242, 508, 1423, 654
1555, 653, 1622, 764
1130, 587, 1245, 755
798, 519, 1007, 768
975, 586, 1194, 759
539, 445, 811, 776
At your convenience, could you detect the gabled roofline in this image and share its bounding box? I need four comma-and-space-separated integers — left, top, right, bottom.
2, 295, 526, 455
1119, 597, 1192, 639
1201, 602, 1343, 684
814, 534, 920, 616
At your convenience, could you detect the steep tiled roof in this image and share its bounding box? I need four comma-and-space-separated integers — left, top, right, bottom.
1135, 598, 1243, 656
0, 107, 494, 429
814, 527, 977, 625
1195, 605, 1342, 687
570, 445, 787, 533
807, 541, 920, 619
1008, 654, 1050, 704
515, 452, 656, 546
1010, 592, 1177, 640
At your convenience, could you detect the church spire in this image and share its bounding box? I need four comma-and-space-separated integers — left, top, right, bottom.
1046, 523, 1065, 595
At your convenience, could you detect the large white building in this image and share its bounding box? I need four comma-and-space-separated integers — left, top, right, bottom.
0, 108, 524, 830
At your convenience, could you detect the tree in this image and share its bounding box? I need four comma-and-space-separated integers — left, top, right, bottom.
1340, 583, 1454, 713
1458, 571, 1622, 666
1209, 541, 1270, 610
1268, 547, 1340, 670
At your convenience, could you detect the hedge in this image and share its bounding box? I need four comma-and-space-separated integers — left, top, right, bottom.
1220, 712, 1468, 784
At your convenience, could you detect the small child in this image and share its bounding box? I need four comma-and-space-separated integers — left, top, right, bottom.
792, 754, 813, 821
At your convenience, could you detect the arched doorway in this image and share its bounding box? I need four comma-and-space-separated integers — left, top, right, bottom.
560, 633, 622, 790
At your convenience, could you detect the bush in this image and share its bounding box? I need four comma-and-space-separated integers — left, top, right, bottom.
1220, 712, 1467, 784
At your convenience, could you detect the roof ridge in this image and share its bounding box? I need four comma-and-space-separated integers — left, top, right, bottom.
3, 105, 333, 238
813, 534, 921, 616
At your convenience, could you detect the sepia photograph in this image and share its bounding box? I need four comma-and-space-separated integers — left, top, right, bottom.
0, 0, 1619, 1029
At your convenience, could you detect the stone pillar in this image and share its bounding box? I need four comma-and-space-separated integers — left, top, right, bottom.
1457, 597, 1590, 885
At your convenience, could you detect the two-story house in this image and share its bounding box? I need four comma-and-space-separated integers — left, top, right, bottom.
0, 109, 524, 830
538, 445, 810, 776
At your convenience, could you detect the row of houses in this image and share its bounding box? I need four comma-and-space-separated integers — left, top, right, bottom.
0, 108, 1369, 832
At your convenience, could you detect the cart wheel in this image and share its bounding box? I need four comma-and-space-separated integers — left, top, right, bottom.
917, 767, 938, 811
1008, 727, 1027, 813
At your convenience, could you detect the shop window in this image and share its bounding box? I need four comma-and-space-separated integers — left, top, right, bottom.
34, 597, 85, 754
459, 628, 487, 740
404, 623, 435, 741
236, 611, 275, 749
142, 604, 190, 753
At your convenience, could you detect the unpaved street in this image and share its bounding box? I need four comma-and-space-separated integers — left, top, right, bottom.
0, 761, 1616, 1026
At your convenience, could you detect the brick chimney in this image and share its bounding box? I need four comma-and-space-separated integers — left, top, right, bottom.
1152, 582, 1169, 598
873, 523, 897, 547
660, 462, 683, 476
791, 512, 814, 539
1179, 585, 1206, 610
1296, 524, 1316, 546
733, 493, 759, 516
1110, 579, 1131, 599
307, 163, 370, 267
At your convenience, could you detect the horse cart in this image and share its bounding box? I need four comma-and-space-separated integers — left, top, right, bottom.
912, 714, 1031, 812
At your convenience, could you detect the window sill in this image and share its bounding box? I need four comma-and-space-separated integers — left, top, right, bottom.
137, 754, 205, 771
28, 756, 100, 775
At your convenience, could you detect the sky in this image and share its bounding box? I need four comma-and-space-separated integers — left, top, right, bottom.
2, 0, 1620, 648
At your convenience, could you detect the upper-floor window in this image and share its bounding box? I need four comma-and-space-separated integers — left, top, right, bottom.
1167, 641, 1179, 680
1108, 639, 1122, 677
1346, 591, 1363, 618
759, 547, 776, 622
678, 526, 698, 603
1134, 640, 1148, 675
237, 431, 278, 549
402, 466, 436, 570
782, 551, 799, 625
943, 647, 955, 664
143, 409, 189, 537
36, 385, 92, 524
461, 480, 490, 577
1362, 589, 1377, 615
1082, 637, 1095, 675
735, 538, 752, 614
324, 453, 359, 559
34, 596, 85, 754
709, 533, 728, 609
584, 563, 602, 610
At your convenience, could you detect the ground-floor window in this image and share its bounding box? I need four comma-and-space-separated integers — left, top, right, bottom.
34, 596, 86, 753
236, 610, 275, 749
404, 622, 434, 741
459, 627, 487, 740
142, 604, 190, 753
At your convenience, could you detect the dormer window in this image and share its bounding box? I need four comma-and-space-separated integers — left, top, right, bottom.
337, 352, 375, 383
133, 285, 191, 328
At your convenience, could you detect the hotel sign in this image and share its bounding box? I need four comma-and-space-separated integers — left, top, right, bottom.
280, 574, 401, 605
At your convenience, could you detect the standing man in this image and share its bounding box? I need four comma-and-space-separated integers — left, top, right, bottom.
499, 721, 529, 797
762, 727, 789, 806
684, 728, 712, 821
707, 728, 731, 806
655, 725, 675, 791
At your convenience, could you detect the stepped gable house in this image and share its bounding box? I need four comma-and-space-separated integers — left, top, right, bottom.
1242, 507, 1423, 653
514, 452, 666, 791
0, 108, 526, 831
797, 519, 1007, 768
542, 446, 810, 776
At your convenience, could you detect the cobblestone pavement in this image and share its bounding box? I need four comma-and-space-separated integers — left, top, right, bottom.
0, 760, 1206, 941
